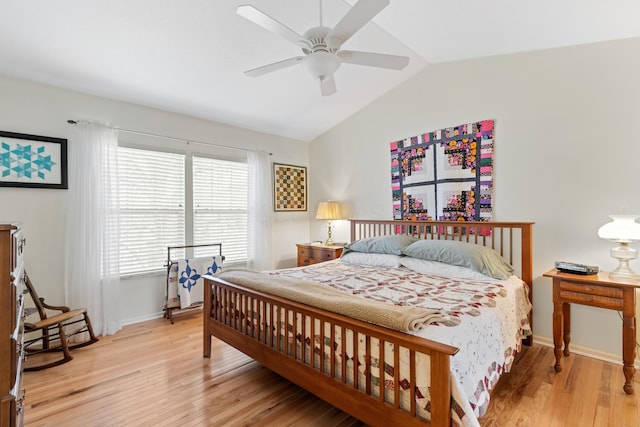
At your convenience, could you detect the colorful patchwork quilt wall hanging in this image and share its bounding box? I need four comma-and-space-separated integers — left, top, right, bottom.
390, 120, 494, 222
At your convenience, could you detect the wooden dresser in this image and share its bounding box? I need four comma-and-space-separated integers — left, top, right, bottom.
0, 224, 26, 427
296, 243, 343, 267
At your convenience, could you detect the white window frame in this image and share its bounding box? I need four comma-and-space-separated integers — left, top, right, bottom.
192, 154, 248, 265
117, 143, 248, 276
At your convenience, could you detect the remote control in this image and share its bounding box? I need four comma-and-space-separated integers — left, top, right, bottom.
555, 261, 599, 275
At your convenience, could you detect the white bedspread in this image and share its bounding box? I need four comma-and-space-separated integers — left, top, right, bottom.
267, 260, 531, 427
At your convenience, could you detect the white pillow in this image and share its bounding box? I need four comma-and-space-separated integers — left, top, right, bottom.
399, 256, 497, 280
340, 252, 403, 268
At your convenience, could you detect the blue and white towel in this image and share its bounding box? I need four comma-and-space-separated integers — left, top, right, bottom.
168, 256, 223, 309
167, 263, 181, 309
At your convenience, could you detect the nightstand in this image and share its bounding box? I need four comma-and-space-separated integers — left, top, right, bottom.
543, 268, 640, 395
296, 243, 343, 266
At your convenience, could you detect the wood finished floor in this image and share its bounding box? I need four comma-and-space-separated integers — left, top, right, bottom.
23, 315, 639, 427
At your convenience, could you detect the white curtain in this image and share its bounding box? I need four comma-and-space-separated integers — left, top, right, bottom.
66, 122, 121, 336
247, 150, 273, 270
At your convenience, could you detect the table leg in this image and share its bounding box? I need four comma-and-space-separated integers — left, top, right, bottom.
622, 288, 636, 395
552, 289, 564, 372
562, 302, 571, 357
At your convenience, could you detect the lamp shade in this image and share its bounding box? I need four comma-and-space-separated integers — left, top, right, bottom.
316, 201, 343, 220
303, 51, 341, 81
597, 215, 640, 242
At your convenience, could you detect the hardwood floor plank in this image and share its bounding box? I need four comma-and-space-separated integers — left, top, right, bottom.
569, 357, 600, 425
22, 315, 639, 427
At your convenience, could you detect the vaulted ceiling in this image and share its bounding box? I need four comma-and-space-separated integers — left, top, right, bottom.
1, 0, 639, 141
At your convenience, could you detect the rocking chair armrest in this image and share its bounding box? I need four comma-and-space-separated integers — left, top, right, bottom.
24, 322, 37, 330
39, 297, 70, 312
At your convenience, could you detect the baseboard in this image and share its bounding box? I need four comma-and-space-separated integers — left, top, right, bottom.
534, 334, 640, 369
121, 311, 164, 326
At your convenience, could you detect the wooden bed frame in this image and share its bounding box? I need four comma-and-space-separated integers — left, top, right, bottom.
203, 219, 533, 427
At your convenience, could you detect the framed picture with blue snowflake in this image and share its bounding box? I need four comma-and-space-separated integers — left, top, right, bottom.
0, 131, 68, 189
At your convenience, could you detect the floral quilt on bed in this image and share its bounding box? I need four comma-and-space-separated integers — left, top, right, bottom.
267, 260, 532, 427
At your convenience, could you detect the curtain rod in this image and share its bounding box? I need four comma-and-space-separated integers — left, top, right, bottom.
66, 119, 271, 155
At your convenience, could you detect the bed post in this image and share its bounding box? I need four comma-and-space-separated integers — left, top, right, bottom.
203, 275, 212, 358
350, 219, 356, 242
430, 352, 451, 427
519, 223, 533, 290
520, 222, 534, 346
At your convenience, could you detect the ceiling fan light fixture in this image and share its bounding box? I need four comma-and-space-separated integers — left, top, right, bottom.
303, 51, 341, 81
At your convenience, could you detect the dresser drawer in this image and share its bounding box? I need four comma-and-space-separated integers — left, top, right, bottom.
10, 337, 18, 392
297, 244, 343, 266
14, 381, 25, 427
559, 280, 623, 298
12, 264, 25, 334
297, 247, 317, 266
12, 315, 26, 404
298, 247, 311, 259
11, 229, 25, 273
316, 247, 339, 261
558, 280, 624, 310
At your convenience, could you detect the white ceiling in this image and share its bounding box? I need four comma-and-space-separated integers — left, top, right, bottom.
1, 0, 639, 141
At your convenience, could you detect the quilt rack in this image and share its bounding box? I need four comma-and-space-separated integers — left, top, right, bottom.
164, 242, 224, 323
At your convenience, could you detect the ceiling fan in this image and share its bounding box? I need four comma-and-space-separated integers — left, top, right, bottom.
237, 0, 409, 96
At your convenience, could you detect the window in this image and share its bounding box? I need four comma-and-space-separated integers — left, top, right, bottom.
117, 147, 248, 275
118, 147, 185, 275
193, 156, 248, 264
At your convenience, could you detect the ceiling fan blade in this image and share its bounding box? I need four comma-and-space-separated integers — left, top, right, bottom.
245, 56, 304, 77
326, 0, 389, 49
237, 5, 309, 49
319, 76, 337, 96
337, 50, 409, 70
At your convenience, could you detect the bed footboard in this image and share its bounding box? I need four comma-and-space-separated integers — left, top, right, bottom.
204, 276, 458, 427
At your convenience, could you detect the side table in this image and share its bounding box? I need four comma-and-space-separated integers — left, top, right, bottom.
296, 243, 343, 267
543, 268, 640, 395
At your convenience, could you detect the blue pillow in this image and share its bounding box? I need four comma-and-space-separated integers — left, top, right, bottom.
401, 239, 514, 280
344, 234, 419, 255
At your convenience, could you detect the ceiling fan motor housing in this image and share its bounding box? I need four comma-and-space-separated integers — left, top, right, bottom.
302, 26, 336, 54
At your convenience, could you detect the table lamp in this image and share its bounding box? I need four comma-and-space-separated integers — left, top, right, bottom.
597, 214, 640, 279
316, 201, 343, 245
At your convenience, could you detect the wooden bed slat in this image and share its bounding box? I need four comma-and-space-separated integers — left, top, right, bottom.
379, 339, 385, 403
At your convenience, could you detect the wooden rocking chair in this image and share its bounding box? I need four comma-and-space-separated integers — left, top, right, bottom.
23, 271, 99, 371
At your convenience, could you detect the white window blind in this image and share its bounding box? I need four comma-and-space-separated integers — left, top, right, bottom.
193, 156, 248, 264
118, 147, 185, 275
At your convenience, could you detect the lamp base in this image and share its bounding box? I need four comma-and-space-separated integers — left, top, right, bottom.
325, 220, 334, 246
609, 262, 640, 280
609, 244, 640, 280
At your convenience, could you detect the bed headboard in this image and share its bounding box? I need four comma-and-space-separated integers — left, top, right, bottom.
350, 219, 534, 289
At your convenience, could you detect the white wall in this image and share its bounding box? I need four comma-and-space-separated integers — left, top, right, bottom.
3, 36, 640, 362
0, 75, 309, 324
309, 37, 640, 363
